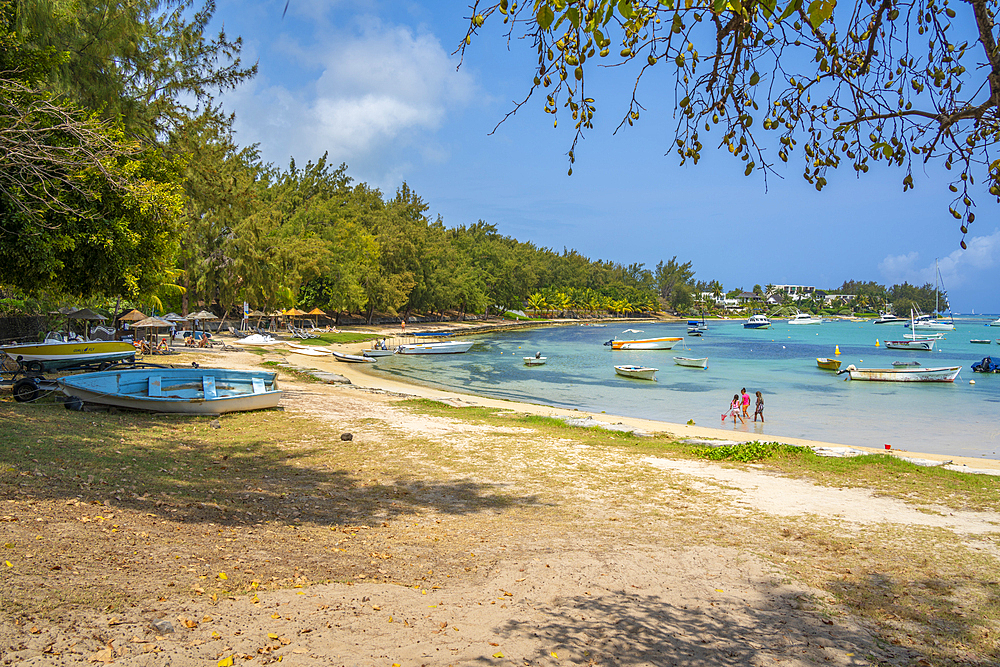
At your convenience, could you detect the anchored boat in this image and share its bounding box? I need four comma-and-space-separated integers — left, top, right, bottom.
614, 365, 658, 380
58, 368, 282, 414
396, 341, 474, 355
838, 365, 961, 382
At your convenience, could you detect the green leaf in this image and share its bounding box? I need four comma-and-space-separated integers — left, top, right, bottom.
537, 5, 555, 29
778, 0, 802, 22
749, 71, 760, 85
760, 0, 777, 17
567, 7, 581, 27
712, 0, 726, 13
806, 0, 836, 28
618, 0, 635, 19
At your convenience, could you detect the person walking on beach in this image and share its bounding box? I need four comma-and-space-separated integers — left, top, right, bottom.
754, 391, 764, 422
740, 388, 750, 419
722, 394, 745, 424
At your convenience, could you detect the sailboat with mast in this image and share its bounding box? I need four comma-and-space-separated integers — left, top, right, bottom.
907, 259, 956, 332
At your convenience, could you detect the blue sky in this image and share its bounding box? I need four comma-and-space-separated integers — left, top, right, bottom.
212, 0, 1000, 313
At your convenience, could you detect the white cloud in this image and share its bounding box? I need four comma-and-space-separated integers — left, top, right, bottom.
878, 229, 1000, 288
228, 18, 474, 172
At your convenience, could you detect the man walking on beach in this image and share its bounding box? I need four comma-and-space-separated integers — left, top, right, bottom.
741, 388, 750, 419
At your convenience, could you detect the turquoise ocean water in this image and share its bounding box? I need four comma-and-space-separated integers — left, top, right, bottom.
369, 318, 1000, 460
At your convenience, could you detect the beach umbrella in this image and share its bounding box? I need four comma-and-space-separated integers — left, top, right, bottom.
306, 307, 326, 327
68, 307, 108, 340
131, 316, 172, 329
284, 307, 306, 328
118, 309, 148, 322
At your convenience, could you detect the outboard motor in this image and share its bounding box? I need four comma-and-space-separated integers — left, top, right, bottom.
603, 339, 614, 346
972, 356, 1000, 373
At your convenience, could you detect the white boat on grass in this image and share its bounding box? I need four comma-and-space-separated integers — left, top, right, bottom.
608, 337, 682, 350
673, 357, 708, 369
787, 312, 822, 325
396, 340, 474, 355
885, 338, 936, 351
839, 364, 961, 382
614, 365, 657, 380
58, 368, 281, 414
332, 350, 376, 363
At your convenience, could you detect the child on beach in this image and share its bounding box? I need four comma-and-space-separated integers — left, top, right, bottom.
722, 394, 745, 424
740, 388, 750, 418
754, 391, 764, 422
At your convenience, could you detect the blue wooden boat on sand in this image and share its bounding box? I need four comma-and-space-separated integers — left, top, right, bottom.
58, 368, 281, 414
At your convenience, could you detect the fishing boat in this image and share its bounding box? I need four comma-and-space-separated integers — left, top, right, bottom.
614, 365, 658, 380
971, 339, 992, 344
816, 357, 842, 371
608, 337, 683, 350
686, 328, 703, 337
396, 340, 474, 355
687, 315, 708, 332
743, 315, 771, 329
0, 339, 136, 372
838, 364, 961, 382
523, 356, 547, 366
885, 338, 936, 351
673, 356, 708, 369
331, 350, 376, 363
787, 312, 823, 325
57, 368, 281, 414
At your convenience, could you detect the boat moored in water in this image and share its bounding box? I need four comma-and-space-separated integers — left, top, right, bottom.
57, 368, 282, 414
743, 315, 771, 329
788, 312, 823, 325
838, 364, 961, 382
885, 338, 936, 351
608, 337, 683, 350
614, 365, 658, 380
396, 341, 474, 355
816, 357, 842, 371
673, 356, 708, 369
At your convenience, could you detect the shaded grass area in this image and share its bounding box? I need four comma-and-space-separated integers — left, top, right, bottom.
402, 398, 1000, 512
0, 398, 539, 617
298, 332, 378, 345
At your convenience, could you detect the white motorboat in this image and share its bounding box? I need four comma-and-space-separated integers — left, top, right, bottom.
362, 348, 395, 358
614, 365, 657, 380
885, 338, 936, 351
903, 332, 945, 340
743, 315, 771, 329
988, 317, 1000, 327
332, 350, 376, 363
873, 313, 905, 324
523, 356, 547, 366
787, 312, 823, 325
673, 356, 708, 369
839, 364, 961, 382
396, 340, 474, 355
608, 337, 682, 350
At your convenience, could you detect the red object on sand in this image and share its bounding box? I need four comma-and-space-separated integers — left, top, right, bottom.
885, 444, 892, 450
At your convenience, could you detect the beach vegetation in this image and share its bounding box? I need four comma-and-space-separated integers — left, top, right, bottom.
459, 0, 999, 246
692, 441, 810, 462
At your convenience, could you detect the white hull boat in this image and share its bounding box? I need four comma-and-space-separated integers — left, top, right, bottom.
363, 348, 395, 358
787, 313, 822, 325
874, 314, 905, 324
58, 368, 281, 414
885, 339, 936, 351
396, 341, 474, 355
989, 318, 1000, 327
332, 351, 376, 363
839, 364, 961, 382
673, 357, 708, 369
614, 365, 658, 380
523, 356, 547, 366
743, 315, 771, 329
609, 337, 682, 350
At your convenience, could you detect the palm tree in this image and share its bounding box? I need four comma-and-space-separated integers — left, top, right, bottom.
526, 292, 546, 317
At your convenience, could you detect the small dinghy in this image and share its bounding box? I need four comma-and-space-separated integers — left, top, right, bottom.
614, 365, 657, 380
523, 356, 547, 366
58, 368, 281, 414
363, 348, 395, 358
673, 356, 708, 369
816, 357, 842, 371
332, 351, 376, 363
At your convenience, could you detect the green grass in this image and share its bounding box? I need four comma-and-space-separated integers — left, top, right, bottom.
301, 332, 381, 344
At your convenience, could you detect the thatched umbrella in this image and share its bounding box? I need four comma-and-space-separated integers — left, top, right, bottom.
188, 309, 217, 335
68, 307, 107, 340
118, 309, 147, 322
306, 307, 326, 328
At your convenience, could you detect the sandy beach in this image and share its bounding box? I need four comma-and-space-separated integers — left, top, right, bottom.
2, 328, 999, 666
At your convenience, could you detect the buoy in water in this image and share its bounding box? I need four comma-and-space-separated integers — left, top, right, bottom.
875, 339, 880, 347
970, 379, 976, 385
835, 345, 841, 355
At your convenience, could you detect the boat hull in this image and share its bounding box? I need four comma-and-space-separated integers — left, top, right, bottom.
396, 341, 474, 355
610, 337, 682, 350
845, 366, 961, 382
523, 357, 547, 366
816, 357, 842, 371
58, 368, 281, 414
0, 341, 135, 371
673, 357, 708, 369
614, 365, 658, 380
885, 339, 936, 351
363, 348, 395, 357
332, 351, 375, 363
